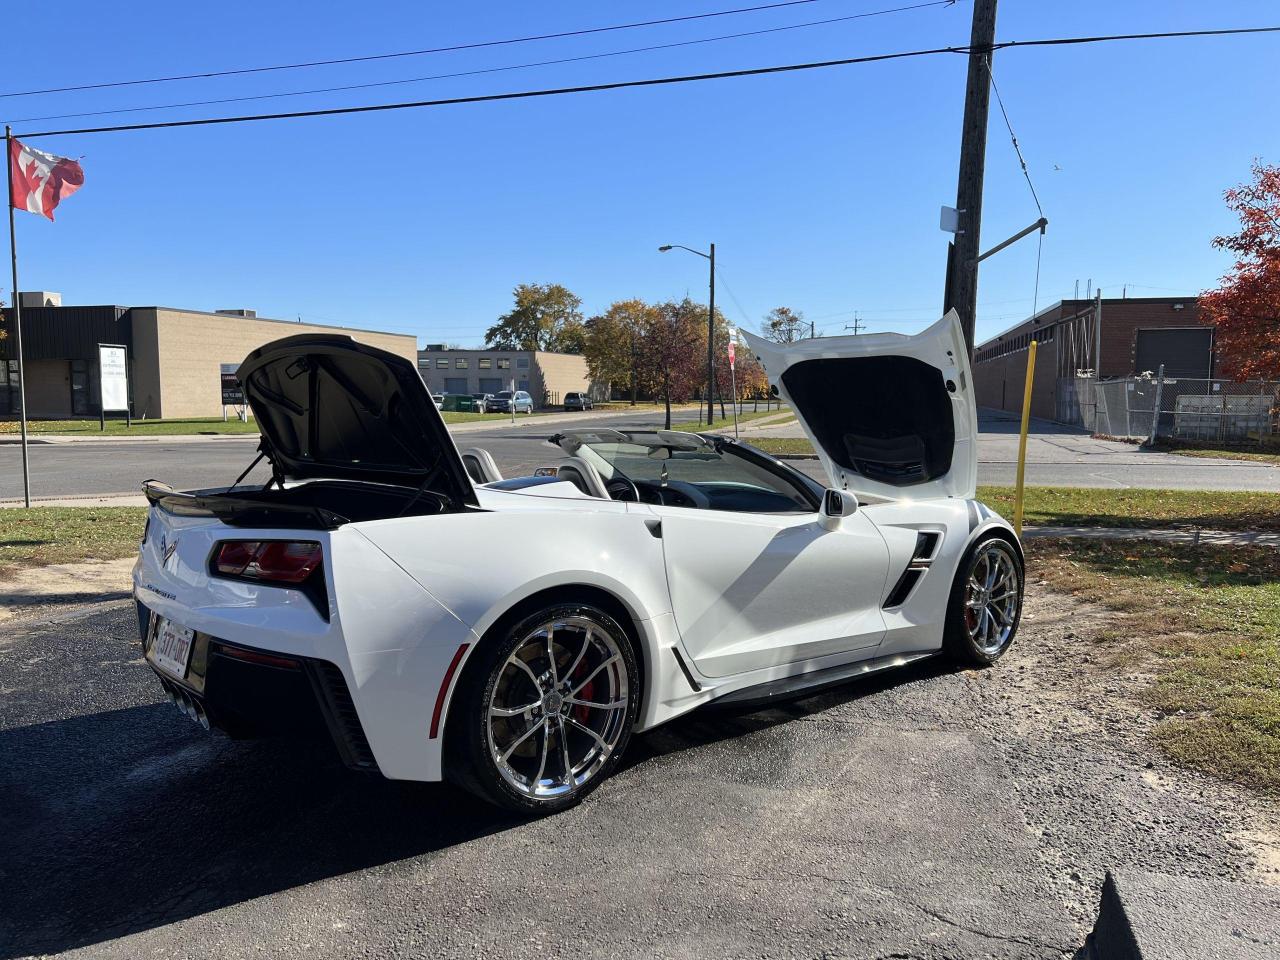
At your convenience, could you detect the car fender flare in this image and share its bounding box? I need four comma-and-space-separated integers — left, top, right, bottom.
432, 572, 662, 749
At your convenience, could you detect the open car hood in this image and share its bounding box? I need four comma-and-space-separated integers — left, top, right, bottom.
739, 311, 977, 501
237, 334, 477, 507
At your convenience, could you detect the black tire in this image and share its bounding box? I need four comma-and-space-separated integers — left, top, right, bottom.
942, 535, 1024, 668
445, 602, 640, 815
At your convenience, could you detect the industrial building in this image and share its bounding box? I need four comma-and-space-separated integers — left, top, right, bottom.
971, 296, 1214, 425
0, 293, 418, 419
417, 346, 603, 408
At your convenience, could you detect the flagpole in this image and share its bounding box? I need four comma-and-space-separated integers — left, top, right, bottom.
5, 126, 31, 508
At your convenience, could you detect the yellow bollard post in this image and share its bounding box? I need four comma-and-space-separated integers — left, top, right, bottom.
1012, 340, 1038, 538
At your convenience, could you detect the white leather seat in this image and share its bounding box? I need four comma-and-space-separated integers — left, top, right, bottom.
556, 456, 610, 499
460, 447, 502, 485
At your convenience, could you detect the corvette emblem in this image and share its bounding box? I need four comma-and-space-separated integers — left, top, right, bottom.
161, 533, 178, 566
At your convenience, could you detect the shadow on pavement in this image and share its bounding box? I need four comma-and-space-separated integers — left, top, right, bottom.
0, 656, 952, 957
0, 705, 517, 957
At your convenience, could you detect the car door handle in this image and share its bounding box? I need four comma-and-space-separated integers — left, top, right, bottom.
644, 519, 663, 539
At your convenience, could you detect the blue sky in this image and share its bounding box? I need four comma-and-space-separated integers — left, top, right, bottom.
4, 1, 1277, 347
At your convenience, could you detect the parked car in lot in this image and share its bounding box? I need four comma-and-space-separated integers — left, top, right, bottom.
134, 313, 1023, 815
487, 390, 534, 414
563, 391, 593, 411
470, 392, 496, 414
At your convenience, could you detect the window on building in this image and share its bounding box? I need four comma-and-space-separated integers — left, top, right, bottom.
455, 358, 469, 369
435, 358, 449, 368
497, 358, 511, 369
479, 357, 492, 369
516, 357, 530, 369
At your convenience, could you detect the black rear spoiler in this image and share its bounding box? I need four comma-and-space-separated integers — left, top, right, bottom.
142, 480, 348, 530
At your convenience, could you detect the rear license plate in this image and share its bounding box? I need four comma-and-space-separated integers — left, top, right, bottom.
151, 617, 195, 680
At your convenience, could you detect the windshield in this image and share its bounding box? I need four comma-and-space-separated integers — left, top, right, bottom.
564, 430, 815, 513
496, 391, 513, 399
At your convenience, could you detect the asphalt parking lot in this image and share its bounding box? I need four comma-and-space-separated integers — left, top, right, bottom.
3, 585, 1274, 959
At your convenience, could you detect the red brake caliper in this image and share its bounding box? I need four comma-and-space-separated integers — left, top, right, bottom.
574, 678, 594, 725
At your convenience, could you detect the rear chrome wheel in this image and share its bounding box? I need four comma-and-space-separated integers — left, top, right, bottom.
448, 603, 639, 813
944, 536, 1023, 666
487, 615, 630, 802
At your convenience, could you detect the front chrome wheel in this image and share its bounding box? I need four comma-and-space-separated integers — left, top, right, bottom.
964, 543, 1021, 656
945, 536, 1023, 666
485, 614, 631, 802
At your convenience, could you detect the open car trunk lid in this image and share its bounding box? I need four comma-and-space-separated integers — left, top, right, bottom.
237, 334, 477, 508
740, 311, 977, 501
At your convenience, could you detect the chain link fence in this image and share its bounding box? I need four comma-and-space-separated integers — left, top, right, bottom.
1093, 375, 1279, 444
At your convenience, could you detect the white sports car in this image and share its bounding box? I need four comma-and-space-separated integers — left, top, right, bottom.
133, 311, 1023, 813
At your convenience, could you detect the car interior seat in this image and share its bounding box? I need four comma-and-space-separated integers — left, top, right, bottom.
460, 447, 503, 485
556, 456, 610, 498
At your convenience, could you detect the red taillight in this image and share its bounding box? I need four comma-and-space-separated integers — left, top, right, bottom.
212, 540, 322, 584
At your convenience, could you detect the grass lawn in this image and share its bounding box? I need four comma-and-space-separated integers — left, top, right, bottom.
747, 436, 815, 456
977, 486, 1280, 532
0, 417, 260, 436
1029, 537, 1280, 794
669, 407, 789, 434
0, 506, 147, 578
439, 410, 556, 424
1159, 444, 1280, 465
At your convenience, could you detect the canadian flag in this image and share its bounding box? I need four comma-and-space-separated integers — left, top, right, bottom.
9, 138, 84, 221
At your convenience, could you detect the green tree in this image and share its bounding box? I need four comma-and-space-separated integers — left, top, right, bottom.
485, 283, 586, 352
585, 299, 657, 404
761, 306, 807, 343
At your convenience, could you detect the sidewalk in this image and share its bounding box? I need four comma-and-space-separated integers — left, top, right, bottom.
1023, 525, 1280, 547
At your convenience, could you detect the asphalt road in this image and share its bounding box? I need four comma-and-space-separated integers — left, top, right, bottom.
3, 585, 1273, 958
1, 407, 1277, 502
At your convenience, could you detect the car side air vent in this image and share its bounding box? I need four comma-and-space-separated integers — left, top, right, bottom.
914, 531, 941, 561
884, 568, 924, 608
307, 660, 379, 772
884, 530, 942, 609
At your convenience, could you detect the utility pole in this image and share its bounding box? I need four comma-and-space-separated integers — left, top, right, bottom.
943, 0, 998, 359
845, 312, 864, 336
706, 243, 716, 426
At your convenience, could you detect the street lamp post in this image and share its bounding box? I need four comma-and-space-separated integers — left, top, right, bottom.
659, 243, 716, 426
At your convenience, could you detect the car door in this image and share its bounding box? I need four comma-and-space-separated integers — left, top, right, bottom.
740, 311, 977, 501
646, 490, 891, 680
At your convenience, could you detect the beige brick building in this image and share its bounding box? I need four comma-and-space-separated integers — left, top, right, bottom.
418, 347, 604, 408
0, 295, 418, 419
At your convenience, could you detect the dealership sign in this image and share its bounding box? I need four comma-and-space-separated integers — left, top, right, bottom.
98, 344, 129, 412
220, 364, 245, 405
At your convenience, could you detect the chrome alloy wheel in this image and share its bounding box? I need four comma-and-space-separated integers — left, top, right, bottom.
964, 543, 1021, 656
485, 615, 630, 801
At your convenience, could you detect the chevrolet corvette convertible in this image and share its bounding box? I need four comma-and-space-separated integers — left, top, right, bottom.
133, 311, 1023, 813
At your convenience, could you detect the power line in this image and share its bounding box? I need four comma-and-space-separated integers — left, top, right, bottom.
0, 0, 909, 101
983, 54, 1045, 314
15, 25, 1279, 139
3, 1, 959, 126
984, 56, 1041, 217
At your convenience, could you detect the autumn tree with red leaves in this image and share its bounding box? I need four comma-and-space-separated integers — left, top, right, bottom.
1200, 161, 1280, 379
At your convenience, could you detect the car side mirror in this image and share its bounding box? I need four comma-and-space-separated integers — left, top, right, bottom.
820, 489, 858, 530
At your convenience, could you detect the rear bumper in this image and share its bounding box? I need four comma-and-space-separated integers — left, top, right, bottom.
138, 600, 379, 773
